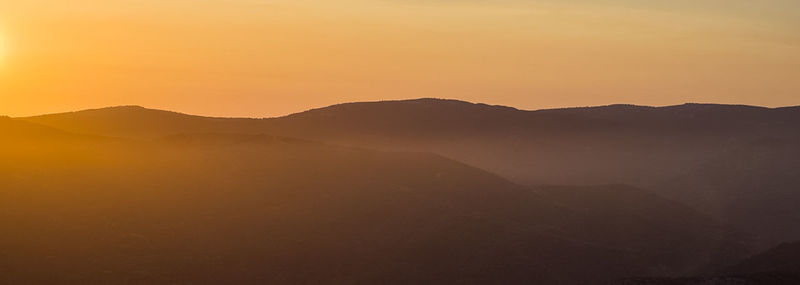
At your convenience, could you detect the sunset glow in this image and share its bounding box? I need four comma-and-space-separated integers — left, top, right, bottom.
1, 0, 799, 117
0, 27, 6, 66
4, 1, 800, 284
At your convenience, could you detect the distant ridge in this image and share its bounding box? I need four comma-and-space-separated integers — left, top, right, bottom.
41, 105, 199, 117
278, 98, 526, 119
17, 98, 799, 120
1, 116, 85, 140
21, 104, 262, 139
18, 98, 800, 146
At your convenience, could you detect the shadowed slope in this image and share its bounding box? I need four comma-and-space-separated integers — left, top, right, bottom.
722, 241, 800, 275
1, 116, 89, 141
532, 184, 750, 276
612, 242, 800, 285
664, 139, 800, 246
1, 127, 746, 284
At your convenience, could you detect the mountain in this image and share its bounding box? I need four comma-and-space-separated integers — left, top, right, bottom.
23, 99, 800, 186
0, 122, 746, 284
21, 105, 264, 139
1, 115, 88, 141
19, 99, 800, 245
262, 100, 800, 186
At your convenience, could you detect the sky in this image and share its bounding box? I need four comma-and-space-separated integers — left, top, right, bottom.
1, 0, 799, 117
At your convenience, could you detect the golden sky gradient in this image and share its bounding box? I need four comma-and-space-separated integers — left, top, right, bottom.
1, 0, 799, 117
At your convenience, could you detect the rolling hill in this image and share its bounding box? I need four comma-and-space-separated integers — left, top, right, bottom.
22, 99, 800, 189
0, 119, 746, 284
19, 98, 800, 245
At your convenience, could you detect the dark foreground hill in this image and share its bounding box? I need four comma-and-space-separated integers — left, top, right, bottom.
663, 139, 800, 247
20, 99, 800, 245
0, 119, 746, 284
612, 241, 800, 285
722, 241, 800, 275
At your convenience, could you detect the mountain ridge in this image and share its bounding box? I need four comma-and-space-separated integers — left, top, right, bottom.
17, 98, 800, 120
14, 97, 800, 246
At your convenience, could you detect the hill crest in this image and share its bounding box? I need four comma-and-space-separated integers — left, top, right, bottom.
19, 99, 800, 121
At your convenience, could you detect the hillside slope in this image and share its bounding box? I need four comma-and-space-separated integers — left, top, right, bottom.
0, 122, 746, 284
20, 99, 800, 246
613, 241, 800, 285
663, 139, 800, 246
23, 99, 800, 186
722, 241, 800, 275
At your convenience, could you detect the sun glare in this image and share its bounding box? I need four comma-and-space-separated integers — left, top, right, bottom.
0, 30, 5, 65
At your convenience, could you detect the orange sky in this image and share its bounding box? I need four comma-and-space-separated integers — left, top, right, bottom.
1, 0, 799, 117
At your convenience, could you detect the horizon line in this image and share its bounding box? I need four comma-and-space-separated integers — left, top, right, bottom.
10, 97, 800, 120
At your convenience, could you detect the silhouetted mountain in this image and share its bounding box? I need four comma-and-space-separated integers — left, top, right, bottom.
24, 99, 800, 145
24, 99, 800, 184
1, 116, 86, 141
1, 124, 746, 284
22, 105, 264, 139
263, 100, 800, 186
20, 99, 800, 245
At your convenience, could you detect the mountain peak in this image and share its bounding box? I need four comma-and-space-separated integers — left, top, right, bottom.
24, 105, 199, 121
667, 102, 770, 111
101, 105, 148, 111
289, 98, 521, 119
79, 105, 170, 114
19, 105, 216, 140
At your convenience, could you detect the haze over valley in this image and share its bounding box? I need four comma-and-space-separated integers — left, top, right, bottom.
3, 99, 800, 284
